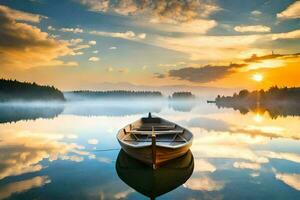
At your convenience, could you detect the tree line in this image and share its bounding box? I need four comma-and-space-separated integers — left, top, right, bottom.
65, 90, 163, 99
0, 79, 65, 102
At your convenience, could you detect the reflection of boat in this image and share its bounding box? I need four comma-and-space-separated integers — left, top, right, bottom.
116, 149, 194, 200
117, 113, 193, 168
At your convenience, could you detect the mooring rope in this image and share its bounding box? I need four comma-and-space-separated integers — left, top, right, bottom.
92, 148, 121, 152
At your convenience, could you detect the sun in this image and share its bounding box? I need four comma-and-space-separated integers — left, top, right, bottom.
252, 73, 264, 82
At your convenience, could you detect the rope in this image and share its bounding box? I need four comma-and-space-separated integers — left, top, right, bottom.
92, 148, 121, 152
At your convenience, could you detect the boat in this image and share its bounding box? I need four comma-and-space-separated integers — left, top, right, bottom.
116, 149, 194, 200
117, 113, 193, 169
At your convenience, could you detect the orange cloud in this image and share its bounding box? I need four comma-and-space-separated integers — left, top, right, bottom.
0, 5, 74, 69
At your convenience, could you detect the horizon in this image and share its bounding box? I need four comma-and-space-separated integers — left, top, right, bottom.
0, 0, 299, 91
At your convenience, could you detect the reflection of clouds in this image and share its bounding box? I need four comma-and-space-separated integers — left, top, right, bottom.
114, 188, 134, 199
276, 173, 300, 191
233, 162, 261, 170
194, 159, 216, 173
259, 151, 300, 164
191, 130, 269, 164
184, 117, 229, 132
0, 176, 50, 200
97, 157, 113, 164
88, 139, 99, 145
212, 112, 300, 140
251, 172, 260, 177
0, 130, 94, 180
183, 176, 224, 191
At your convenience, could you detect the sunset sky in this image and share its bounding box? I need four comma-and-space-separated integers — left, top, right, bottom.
0, 0, 299, 90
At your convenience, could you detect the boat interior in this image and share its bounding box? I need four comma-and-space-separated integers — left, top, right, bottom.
118, 113, 193, 148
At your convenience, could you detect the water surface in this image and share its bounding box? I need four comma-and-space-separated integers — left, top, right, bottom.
1, 98, 300, 200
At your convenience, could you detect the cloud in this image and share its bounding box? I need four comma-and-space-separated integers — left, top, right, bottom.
277, 1, 300, 20
233, 161, 261, 170
89, 40, 97, 45
148, 34, 263, 61
59, 27, 83, 33
153, 73, 166, 79
234, 25, 271, 33
244, 52, 300, 63
90, 30, 146, 40
154, 19, 217, 34
70, 51, 84, 56
276, 173, 300, 190
183, 176, 224, 191
93, 50, 99, 53
78, 0, 110, 12
166, 63, 244, 83
89, 56, 100, 61
271, 29, 300, 40
154, 51, 300, 83
0, 176, 50, 200
73, 44, 90, 51
0, 5, 73, 69
0, 5, 46, 23
109, 46, 117, 50
77, 0, 220, 24
88, 138, 99, 144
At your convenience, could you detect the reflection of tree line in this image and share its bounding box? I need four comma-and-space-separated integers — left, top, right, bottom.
0, 105, 64, 123
215, 86, 300, 118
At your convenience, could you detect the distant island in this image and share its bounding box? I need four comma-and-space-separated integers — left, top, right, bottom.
169, 92, 195, 99
64, 90, 163, 101
215, 86, 300, 118
0, 79, 65, 102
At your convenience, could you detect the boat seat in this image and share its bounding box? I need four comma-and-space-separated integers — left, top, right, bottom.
132, 124, 176, 131
127, 130, 184, 135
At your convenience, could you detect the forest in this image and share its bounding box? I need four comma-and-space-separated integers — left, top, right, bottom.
0, 79, 65, 102
64, 90, 163, 100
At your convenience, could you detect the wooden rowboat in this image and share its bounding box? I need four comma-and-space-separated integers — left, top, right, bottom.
117, 113, 193, 169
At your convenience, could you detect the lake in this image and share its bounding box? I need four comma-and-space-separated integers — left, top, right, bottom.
1, 98, 300, 200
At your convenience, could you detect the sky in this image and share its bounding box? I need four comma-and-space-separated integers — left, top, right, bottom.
0, 0, 299, 91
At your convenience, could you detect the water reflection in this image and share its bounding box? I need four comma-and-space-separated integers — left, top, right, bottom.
0, 99, 300, 199
168, 99, 196, 112
0, 104, 64, 123
216, 101, 300, 118
116, 150, 194, 199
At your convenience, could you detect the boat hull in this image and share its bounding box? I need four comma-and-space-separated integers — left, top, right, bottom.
118, 140, 192, 167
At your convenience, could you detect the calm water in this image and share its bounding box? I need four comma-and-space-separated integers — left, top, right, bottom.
1, 98, 300, 200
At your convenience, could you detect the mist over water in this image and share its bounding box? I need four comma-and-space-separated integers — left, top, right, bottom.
1, 96, 300, 199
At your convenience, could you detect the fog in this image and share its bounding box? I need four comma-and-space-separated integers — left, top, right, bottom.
0, 97, 205, 123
